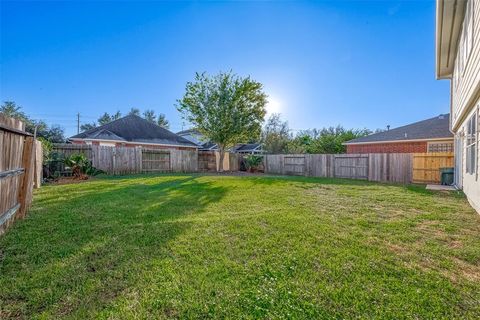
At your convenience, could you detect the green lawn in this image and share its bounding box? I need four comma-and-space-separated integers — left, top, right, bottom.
1, 175, 480, 319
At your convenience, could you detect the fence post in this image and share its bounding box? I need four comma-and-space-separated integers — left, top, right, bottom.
34, 140, 43, 189
18, 137, 35, 218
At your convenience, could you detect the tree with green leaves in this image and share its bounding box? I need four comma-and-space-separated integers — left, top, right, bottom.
177, 71, 267, 171
97, 112, 112, 126
80, 123, 96, 132
112, 110, 122, 120
261, 113, 291, 154
287, 126, 372, 154
157, 113, 169, 129
128, 108, 140, 116
1, 101, 65, 143
143, 109, 156, 123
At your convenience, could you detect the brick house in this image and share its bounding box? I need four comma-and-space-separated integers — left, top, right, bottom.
69, 115, 198, 150
344, 114, 453, 154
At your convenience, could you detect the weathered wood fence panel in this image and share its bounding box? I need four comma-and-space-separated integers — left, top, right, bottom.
283, 155, 305, 176
264, 153, 451, 184
198, 151, 242, 172
171, 149, 198, 172
34, 140, 43, 188
0, 114, 39, 235
305, 154, 335, 178
229, 153, 241, 172
53, 144, 202, 175
51, 144, 92, 175
412, 152, 454, 184
141, 149, 170, 173
368, 153, 413, 184
264, 154, 285, 174
334, 154, 369, 180
198, 151, 216, 172
52, 144, 92, 158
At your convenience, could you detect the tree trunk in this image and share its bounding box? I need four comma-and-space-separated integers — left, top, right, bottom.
218, 147, 225, 172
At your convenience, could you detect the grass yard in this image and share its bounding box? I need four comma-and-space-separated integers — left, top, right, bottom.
1, 175, 480, 319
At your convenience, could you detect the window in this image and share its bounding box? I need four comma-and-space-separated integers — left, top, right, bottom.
455, 0, 474, 84
466, 112, 477, 174
428, 142, 454, 153
462, 0, 474, 72
465, 0, 474, 64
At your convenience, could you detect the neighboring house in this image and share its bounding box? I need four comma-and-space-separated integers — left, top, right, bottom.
177, 128, 218, 151
231, 143, 262, 155
70, 115, 198, 150
344, 114, 453, 153
436, 0, 480, 212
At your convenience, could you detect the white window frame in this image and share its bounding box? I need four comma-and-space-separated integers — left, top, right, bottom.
427, 142, 454, 153
462, 0, 474, 75
466, 111, 477, 175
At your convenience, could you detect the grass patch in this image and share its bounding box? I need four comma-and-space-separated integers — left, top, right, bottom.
1, 174, 480, 319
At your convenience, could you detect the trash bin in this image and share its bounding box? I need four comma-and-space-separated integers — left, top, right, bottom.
440, 167, 454, 185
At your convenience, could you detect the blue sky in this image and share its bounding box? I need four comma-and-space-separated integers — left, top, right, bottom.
0, 0, 449, 137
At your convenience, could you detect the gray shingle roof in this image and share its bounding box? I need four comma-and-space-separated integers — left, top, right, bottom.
232, 143, 261, 152
345, 114, 452, 144
70, 115, 197, 147
176, 128, 201, 136
200, 142, 218, 150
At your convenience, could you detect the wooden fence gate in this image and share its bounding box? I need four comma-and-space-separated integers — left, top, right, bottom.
141, 149, 171, 172
334, 154, 369, 179
412, 152, 454, 184
0, 114, 39, 235
284, 155, 305, 175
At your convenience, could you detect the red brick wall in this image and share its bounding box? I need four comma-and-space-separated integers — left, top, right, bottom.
346, 141, 427, 154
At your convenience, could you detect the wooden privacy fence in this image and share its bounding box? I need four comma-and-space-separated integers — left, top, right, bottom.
52, 144, 200, 174
264, 152, 453, 184
197, 151, 241, 172
412, 152, 455, 184
0, 114, 42, 235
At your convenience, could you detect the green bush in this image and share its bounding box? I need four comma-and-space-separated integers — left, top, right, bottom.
244, 155, 263, 171
64, 153, 103, 178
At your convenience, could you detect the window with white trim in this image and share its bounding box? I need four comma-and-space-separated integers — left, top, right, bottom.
428, 142, 454, 153
464, 0, 474, 66
466, 112, 477, 174
455, 0, 474, 88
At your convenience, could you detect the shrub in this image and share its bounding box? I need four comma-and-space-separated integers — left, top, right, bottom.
244, 155, 263, 172
64, 153, 103, 179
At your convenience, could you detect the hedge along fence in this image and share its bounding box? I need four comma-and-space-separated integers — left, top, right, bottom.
0, 114, 42, 235
263, 153, 454, 184
51, 145, 241, 175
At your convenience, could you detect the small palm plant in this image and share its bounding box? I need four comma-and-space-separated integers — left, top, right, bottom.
64, 153, 103, 179
244, 155, 263, 172
64, 153, 89, 179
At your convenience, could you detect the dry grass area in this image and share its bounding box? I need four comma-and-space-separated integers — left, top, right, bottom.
1, 174, 479, 319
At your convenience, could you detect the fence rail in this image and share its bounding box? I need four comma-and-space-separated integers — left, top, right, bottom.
264, 152, 453, 184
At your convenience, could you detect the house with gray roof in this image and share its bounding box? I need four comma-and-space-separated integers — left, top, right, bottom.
230, 143, 262, 154
176, 128, 218, 151
70, 115, 198, 150
344, 114, 453, 154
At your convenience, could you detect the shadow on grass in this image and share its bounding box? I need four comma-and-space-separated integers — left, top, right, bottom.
0, 175, 227, 318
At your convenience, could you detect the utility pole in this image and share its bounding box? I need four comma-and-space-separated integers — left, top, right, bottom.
77, 113, 80, 134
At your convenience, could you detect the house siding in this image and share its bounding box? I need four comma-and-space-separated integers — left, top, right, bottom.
451, 0, 480, 131
447, 0, 480, 213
